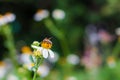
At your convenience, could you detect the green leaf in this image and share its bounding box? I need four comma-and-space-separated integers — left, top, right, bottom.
29, 55, 35, 63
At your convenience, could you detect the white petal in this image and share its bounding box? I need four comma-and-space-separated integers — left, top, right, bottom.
38, 47, 43, 51
48, 49, 54, 58
31, 45, 40, 49
42, 49, 48, 58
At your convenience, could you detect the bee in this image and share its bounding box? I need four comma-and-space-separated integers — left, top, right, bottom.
41, 38, 52, 49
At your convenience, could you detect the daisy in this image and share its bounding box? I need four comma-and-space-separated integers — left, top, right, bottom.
52, 9, 65, 20
31, 38, 54, 58
37, 64, 50, 77
34, 9, 49, 21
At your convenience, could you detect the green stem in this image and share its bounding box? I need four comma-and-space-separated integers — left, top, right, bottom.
33, 68, 38, 80
32, 57, 43, 80
0, 25, 18, 67
44, 18, 70, 56
33, 58, 39, 80
112, 39, 120, 57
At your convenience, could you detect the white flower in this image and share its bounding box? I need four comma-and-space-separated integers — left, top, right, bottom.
107, 56, 116, 68
108, 61, 116, 68
48, 52, 59, 63
7, 74, 18, 80
52, 9, 65, 20
34, 9, 49, 21
4, 12, 16, 23
37, 64, 50, 77
31, 45, 54, 58
67, 54, 80, 65
115, 27, 120, 36
19, 53, 31, 64
39, 47, 54, 58
0, 63, 7, 79
31, 38, 54, 58
0, 15, 6, 26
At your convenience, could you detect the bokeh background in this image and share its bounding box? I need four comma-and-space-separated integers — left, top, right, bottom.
0, 0, 120, 80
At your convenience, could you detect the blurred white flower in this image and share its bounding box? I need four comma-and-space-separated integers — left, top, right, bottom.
34, 9, 49, 21
89, 33, 99, 45
7, 74, 18, 80
115, 27, 120, 36
20, 54, 31, 64
85, 25, 99, 45
0, 61, 7, 79
67, 54, 80, 65
108, 62, 116, 68
37, 64, 50, 77
4, 12, 16, 23
0, 60, 15, 79
0, 12, 16, 26
0, 15, 6, 26
48, 52, 59, 63
19, 46, 34, 70
52, 9, 65, 20
19, 46, 32, 64
107, 56, 116, 68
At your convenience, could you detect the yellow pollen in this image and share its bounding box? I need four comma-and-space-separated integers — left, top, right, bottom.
41, 41, 52, 49
33, 50, 41, 57
30, 63, 35, 67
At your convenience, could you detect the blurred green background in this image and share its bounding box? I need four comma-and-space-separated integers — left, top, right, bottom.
0, 0, 120, 80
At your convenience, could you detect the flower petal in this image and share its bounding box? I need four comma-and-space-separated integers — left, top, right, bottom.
48, 49, 54, 58
42, 49, 48, 58
38, 47, 43, 51
31, 45, 40, 50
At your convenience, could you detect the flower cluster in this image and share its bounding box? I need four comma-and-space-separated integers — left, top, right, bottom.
31, 38, 54, 58
30, 38, 54, 80
33, 9, 65, 22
